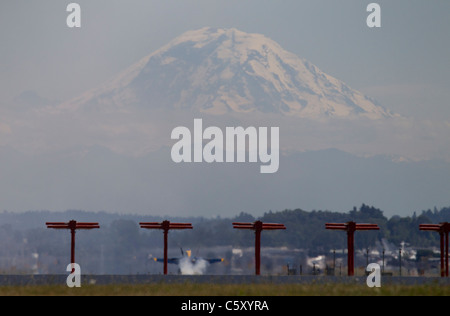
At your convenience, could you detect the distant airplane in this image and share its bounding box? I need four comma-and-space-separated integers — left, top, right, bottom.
153, 248, 224, 265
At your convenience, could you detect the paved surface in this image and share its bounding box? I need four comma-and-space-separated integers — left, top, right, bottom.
0, 274, 449, 286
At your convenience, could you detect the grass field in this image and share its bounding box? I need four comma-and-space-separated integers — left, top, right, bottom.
0, 282, 449, 296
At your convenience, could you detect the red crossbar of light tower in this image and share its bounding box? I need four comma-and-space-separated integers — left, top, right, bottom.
419, 222, 450, 277
140, 220, 193, 275
233, 221, 286, 275
325, 222, 379, 276
46, 220, 100, 271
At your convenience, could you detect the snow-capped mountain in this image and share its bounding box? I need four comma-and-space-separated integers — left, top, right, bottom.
61, 27, 393, 119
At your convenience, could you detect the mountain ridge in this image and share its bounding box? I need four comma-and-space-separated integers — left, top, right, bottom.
1, 144, 449, 218
59, 27, 394, 119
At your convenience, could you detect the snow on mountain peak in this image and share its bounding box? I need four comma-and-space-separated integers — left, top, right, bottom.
61, 27, 394, 119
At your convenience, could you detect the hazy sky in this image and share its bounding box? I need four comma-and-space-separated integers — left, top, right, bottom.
1, 0, 449, 120
0, 1, 450, 217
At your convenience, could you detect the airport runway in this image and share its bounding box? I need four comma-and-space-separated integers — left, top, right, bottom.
0, 274, 449, 286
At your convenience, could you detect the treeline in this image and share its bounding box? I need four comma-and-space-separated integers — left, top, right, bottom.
2, 204, 447, 251
0, 205, 448, 274
177, 204, 448, 251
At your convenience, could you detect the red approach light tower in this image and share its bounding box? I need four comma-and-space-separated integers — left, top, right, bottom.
233, 221, 286, 275
140, 220, 193, 275
46, 220, 100, 270
325, 222, 379, 276
419, 222, 450, 277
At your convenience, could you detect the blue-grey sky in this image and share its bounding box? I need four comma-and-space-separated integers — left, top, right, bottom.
1, 0, 449, 119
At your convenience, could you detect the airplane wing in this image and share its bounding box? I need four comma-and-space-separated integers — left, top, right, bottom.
205, 258, 224, 264
154, 258, 180, 264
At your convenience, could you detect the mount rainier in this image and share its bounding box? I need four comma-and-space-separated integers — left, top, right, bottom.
62, 27, 393, 119
2, 28, 450, 218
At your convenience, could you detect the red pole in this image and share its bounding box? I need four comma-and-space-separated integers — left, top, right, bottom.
139, 220, 193, 275
419, 223, 450, 277
71, 229, 75, 270
69, 220, 76, 273
46, 220, 99, 273
233, 221, 285, 275
163, 228, 168, 275
163, 220, 170, 275
326, 221, 378, 276
347, 222, 356, 276
347, 231, 353, 276
446, 230, 449, 277
440, 232, 445, 277
255, 221, 262, 276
